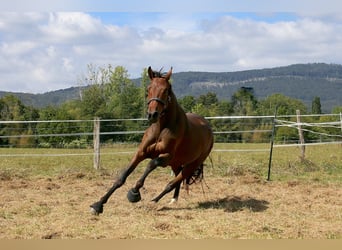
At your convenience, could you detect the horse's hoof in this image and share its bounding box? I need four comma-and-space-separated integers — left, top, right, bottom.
90, 207, 99, 216
151, 197, 159, 203
90, 202, 103, 215
169, 198, 177, 205
127, 188, 141, 203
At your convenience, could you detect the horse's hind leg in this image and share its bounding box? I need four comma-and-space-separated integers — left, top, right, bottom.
151, 172, 184, 203
153, 160, 205, 203
169, 166, 182, 204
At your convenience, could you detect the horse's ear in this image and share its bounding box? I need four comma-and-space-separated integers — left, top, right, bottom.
165, 67, 173, 81
148, 66, 154, 80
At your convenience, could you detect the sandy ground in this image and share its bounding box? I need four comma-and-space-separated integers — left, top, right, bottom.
0, 170, 341, 239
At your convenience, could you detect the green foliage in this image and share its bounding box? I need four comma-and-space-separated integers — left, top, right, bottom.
178, 95, 196, 113
1, 64, 341, 148
37, 104, 91, 147
257, 93, 307, 116
81, 84, 106, 118
79, 65, 144, 120
231, 87, 257, 115
0, 95, 39, 147
312, 96, 322, 114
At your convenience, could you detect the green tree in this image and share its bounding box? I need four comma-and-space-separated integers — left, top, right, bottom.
81, 84, 106, 119
230, 88, 258, 142
103, 65, 141, 119
257, 93, 307, 116
312, 106, 342, 143
257, 94, 307, 143
178, 95, 196, 113
231, 87, 257, 115
197, 92, 218, 108
79, 64, 146, 142
191, 103, 209, 117
214, 100, 233, 116
0, 95, 39, 147
140, 68, 150, 117
37, 103, 86, 147
312, 96, 322, 114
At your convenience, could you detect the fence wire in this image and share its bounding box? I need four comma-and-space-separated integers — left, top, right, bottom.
0, 113, 341, 157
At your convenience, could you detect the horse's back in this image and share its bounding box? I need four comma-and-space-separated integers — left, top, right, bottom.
186, 113, 211, 129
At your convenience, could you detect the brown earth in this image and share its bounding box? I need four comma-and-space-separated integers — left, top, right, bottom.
0, 170, 341, 239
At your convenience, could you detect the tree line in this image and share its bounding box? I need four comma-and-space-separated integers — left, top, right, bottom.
1, 65, 341, 148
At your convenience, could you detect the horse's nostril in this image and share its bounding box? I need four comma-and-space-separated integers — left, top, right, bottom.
152, 111, 159, 119
148, 111, 159, 123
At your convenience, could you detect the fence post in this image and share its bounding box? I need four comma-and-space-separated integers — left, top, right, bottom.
93, 117, 100, 170
296, 109, 305, 161
267, 107, 277, 181
340, 112, 342, 133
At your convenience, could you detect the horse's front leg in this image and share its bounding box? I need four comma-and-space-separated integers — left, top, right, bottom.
90, 152, 144, 215
127, 153, 171, 203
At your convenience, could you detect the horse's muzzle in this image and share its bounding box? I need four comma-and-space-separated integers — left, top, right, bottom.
147, 111, 159, 123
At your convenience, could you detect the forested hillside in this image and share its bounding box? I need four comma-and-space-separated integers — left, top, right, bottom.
168, 63, 342, 113
1, 63, 341, 112
0, 87, 82, 108
1, 64, 341, 148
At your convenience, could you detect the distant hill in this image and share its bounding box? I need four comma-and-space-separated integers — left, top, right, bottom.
0, 87, 83, 108
169, 63, 342, 112
1, 63, 341, 112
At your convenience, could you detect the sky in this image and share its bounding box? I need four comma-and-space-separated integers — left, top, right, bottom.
1, 0, 342, 93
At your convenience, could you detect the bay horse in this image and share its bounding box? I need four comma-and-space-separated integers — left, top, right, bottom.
90, 66, 214, 215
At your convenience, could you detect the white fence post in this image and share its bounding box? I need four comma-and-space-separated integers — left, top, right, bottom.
296, 110, 305, 161
93, 117, 100, 170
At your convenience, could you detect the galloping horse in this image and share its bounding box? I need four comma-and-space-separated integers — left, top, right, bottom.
90, 66, 214, 215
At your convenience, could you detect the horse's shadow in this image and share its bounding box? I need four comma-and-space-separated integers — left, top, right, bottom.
157, 195, 269, 213
197, 195, 269, 213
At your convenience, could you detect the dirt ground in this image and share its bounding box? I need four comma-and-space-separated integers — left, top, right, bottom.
0, 169, 341, 239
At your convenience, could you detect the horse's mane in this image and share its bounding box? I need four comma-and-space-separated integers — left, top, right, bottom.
153, 68, 167, 78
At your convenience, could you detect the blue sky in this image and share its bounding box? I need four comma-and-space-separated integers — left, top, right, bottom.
1, 1, 342, 93
92, 12, 300, 28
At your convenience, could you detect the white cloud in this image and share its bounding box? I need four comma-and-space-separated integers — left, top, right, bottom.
2, 0, 342, 12
1, 12, 342, 93
40, 12, 106, 43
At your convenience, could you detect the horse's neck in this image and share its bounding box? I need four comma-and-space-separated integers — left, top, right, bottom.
158, 93, 185, 130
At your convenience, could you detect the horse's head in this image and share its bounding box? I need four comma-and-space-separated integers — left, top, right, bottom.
146, 66, 172, 124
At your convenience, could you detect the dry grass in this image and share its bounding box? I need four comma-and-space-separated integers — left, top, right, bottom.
0, 143, 341, 239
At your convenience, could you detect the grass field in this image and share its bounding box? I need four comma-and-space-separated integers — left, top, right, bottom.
0, 143, 341, 239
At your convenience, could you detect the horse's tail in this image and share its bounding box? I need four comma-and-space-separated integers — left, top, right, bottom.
186, 153, 214, 185
207, 154, 214, 169
201, 155, 213, 191
186, 163, 204, 185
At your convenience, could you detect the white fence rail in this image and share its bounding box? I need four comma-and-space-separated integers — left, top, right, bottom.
0, 114, 341, 151
1, 113, 341, 178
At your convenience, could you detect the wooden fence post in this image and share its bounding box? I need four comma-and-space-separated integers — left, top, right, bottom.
296, 110, 305, 161
93, 117, 100, 170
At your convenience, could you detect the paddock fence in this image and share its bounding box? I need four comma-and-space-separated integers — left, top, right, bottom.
0, 113, 341, 178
